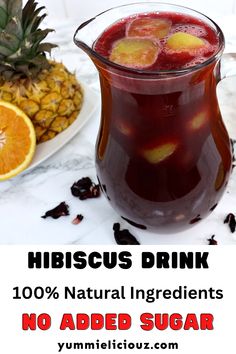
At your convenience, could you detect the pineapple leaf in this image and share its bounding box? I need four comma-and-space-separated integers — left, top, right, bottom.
29, 28, 54, 45
38, 42, 57, 54
22, 0, 41, 31
5, 17, 23, 39
0, 64, 10, 73
28, 55, 50, 66
31, 12, 47, 33
0, 7, 8, 28
0, 30, 20, 51
14, 63, 31, 76
0, 37, 16, 56
7, 0, 22, 19
0, 69, 14, 80
24, 9, 46, 35
0, 1, 7, 10
0, 0, 57, 80
0, 43, 16, 56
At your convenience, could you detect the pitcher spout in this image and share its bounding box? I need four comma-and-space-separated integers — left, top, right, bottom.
73, 17, 97, 56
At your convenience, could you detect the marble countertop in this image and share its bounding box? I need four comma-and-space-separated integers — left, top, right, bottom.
1, 16, 236, 245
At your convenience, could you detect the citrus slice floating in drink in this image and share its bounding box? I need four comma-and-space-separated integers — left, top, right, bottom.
215, 162, 225, 191
116, 120, 133, 136
0, 101, 36, 181
142, 142, 178, 164
166, 32, 205, 51
127, 18, 172, 39
188, 111, 208, 131
109, 38, 159, 68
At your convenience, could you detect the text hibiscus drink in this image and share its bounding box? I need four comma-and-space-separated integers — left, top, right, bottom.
75, 5, 232, 232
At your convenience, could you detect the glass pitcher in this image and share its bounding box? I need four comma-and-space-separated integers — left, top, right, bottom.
74, 3, 234, 232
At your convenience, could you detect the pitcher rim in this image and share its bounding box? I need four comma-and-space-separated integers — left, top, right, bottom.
74, 2, 225, 76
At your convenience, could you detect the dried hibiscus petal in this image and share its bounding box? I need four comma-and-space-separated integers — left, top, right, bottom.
71, 177, 92, 198
208, 235, 218, 245
113, 223, 140, 245
41, 202, 69, 219
224, 213, 236, 233
71, 177, 100, 200
72, 214, 84, 225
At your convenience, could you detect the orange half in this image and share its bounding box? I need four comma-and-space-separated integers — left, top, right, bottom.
0, 101, 36, 181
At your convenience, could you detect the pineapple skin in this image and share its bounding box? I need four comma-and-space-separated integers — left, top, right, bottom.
0, 61, 83, 143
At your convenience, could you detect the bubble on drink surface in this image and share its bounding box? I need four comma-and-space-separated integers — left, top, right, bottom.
142, 142, 178, 164
166, 32, 205, 51
183, 56, 206, 68
109, 38, 159, 68
126, 17, 172, 39
171, 24, 207, 37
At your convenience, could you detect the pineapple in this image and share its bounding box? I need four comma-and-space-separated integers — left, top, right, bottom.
0, 0, 83, 143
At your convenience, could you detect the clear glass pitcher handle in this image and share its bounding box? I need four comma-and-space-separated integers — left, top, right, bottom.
217, 53, 236, 140
221, 53, 236, 78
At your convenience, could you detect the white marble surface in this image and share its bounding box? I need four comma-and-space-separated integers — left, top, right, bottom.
1, 16, 236, 245
35, 0, 236, 21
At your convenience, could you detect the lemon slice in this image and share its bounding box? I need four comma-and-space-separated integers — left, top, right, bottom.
167, 32, 205, 51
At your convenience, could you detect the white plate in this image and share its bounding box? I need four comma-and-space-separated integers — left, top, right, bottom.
26, 83, 99, 172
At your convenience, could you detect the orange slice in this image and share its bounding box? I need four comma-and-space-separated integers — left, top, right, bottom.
0, 101, 36, 181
